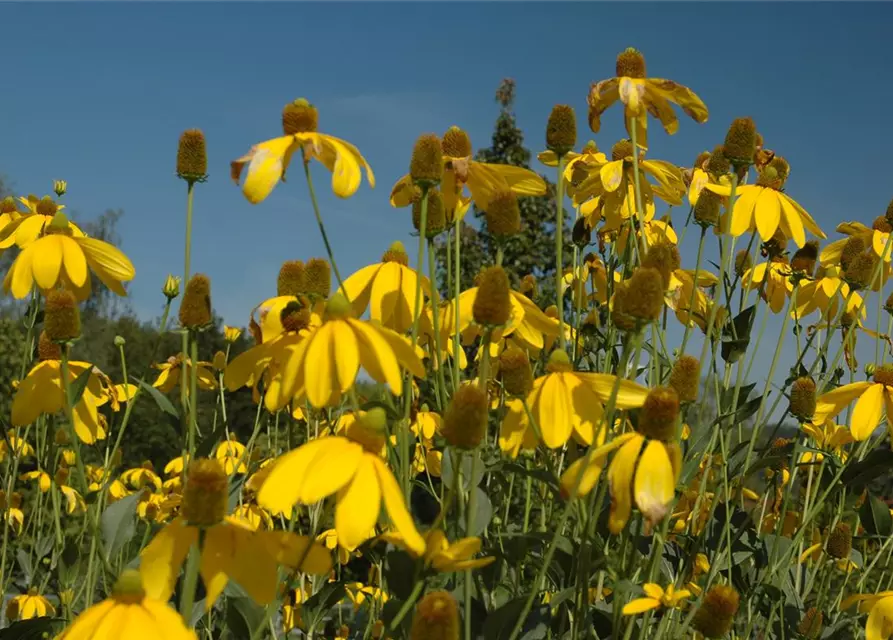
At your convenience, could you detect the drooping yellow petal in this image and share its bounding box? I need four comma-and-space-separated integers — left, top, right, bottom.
335, 457, 380, 551
238, 136, 296, 205
850, 383, 884, 441
140, 518, 198, 602
608, 434, 644, 534
600, 160, 625, 192
298, 438, 363, 503
622, 597, 660, 615
6, 242, 35, 299
866, 595, 893, 640
257, 437, 333, 514
754, 188, 781, 242
634, 441, 675, 525
32, 235, 63, 290
371, 456, 425, 556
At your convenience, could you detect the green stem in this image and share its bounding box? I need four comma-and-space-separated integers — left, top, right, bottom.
302, 149, 347, 295
678, 226, 707, 356
465, 451, 480, 640
428, 239, 449, 409
628, 115, 649, 258
454, 219, 463, 388
189, 336, 199, 458
556, 156, 567, 350
179, 541, 201, 620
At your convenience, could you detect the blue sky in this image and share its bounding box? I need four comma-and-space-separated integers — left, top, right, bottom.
2, 1, 892, 336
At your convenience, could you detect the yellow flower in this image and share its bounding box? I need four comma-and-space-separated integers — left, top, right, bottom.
800, 419, 853, 464
562, 431, 681, 534
841, 591, 893, 640
538, 141, 608, 180
1, 491, 24, 535
3, 214, 135, 300
231, 98, 374, 203
380, 529, 495, 573
794, 265, 864, 320
214, 434, 248, 475
317, 528, 357, 565
705, 181, 825, 248
120, 461, 162, 491
57, 570, 196, 640
0, 430, 35, 460
574, 141, 685, 230
282, 582, 311, 634
343, 242, 431, 334
141, 460, 331, 608
499, 398, 539, 459
411, 408, 442, 440
257, 412, 425, 555
743, 258, 793, 314
21, 469, 51, 493
814, 366, 893, 441
455, 286, 560, 355
231, 502, 274, 531
225, 331, 307, 411
6, 587, 56, 621
390, 126, 546, 213
588, 47, 708, 150
224, 325, 243, 343
622, 583, 691, 615
12, 359, 107, 443
153, 353, 217, 394
0, 195, 78, 249
821, 221, 892, 267
527, 352, 649, 449
665, 268, 720, 330
274, 294, 425, 409
346, 582, 389, 611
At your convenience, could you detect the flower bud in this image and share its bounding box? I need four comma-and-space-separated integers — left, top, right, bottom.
615, 47, 646, 79
668, 355, 700, 403
37, 331, 61, 361
162, 274, 181, 300
410, 591, 460, 640
790, 241, 819, 276
789, 377, 816, 421
45, 290, 81, 342
224, 326, 242, 343
546, 104, 577, 157
181, 459, 228, 527
114, 335, 126, 348
572, 217, 591, 248
484, 190, 521, 237
304, 258, 331, 300
844, 252, 876, 290
179, 274, 212, 329
826, 522, 852, 559
498, 347, 533, 396
734, 250, 752, 277
723, 117, 757, 170
277, 261, 306, 297
443, 384, 489, 450
413, 188, 446, 238
693, 584, 740, 638
705, 145, 730, 178
441, 126, 472, 158
53, 180, 67, 197
641, 241, 680, 290
282, 98, 318, 135
798, 607, 823, 639
693, 189, 721, 228
176, 129, 208, 183
409, 134, 443, 187
636, 387, 680, 441
473, 266, 511, 327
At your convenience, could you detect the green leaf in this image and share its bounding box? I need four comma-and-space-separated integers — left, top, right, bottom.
0, 618, 63, 639
137, 378, 180, 430
441, 448, 485, 492
484, 596, 548, 640
466, 488, 493, 537
383, 549, 416, 601
225, 594, 264, 639
861, 493, 893, 536
843, 449, 893, 489
303, 581, 347, 630
69, 366, 94, 407
100, 491, 141, 561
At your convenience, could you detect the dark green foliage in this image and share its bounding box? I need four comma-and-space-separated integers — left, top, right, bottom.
435, 79, 570, 305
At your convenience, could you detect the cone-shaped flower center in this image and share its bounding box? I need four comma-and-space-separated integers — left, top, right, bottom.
181, 459, 228, 527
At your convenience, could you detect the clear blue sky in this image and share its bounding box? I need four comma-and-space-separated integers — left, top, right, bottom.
2, 2, 892, 330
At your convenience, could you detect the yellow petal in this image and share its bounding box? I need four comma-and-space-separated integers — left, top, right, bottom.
622, 597, 661, 615
634, 441, 675, 524
139, 518, 197, 602
850, 383, 884, 441
32, 236, 63, 290
241, 137, 296, 204
608, 435, 644, 534
600, 160, 625, 192
335, 457, 380, 551
298, 438, 363, 503
372, 456, 425, 556
257, 437, 333, 513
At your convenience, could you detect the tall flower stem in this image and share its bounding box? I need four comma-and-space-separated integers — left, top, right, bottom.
180, 181, 195, 481
454, 219, 463, 389
555, 156, 567, 350
188, 335, 199, 457
428, 239, 449, 408
628, 116, 649, 259
402, 187, 429, 497
179, 538, 202, 619
302, 149, 346, 295
678, 226, 707, 355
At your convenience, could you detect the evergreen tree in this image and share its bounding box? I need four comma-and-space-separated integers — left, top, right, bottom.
437, 79, 570, 308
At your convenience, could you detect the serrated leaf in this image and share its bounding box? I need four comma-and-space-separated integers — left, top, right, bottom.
100, 491, 140, 561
